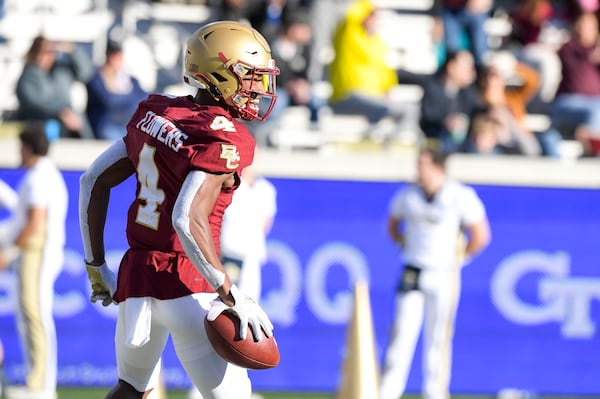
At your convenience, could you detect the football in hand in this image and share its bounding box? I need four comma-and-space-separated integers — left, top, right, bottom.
204, 311, 280, 370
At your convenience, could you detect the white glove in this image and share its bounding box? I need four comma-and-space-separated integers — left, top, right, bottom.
86, 262, 117, 306
207, 284, 274, 342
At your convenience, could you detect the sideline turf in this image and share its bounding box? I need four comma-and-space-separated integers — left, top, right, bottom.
56, 388, 597, 399
56, 389, 336, 399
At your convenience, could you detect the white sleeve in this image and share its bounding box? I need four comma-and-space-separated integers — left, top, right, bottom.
28, 167, 53, 209
459, 185, 486, 226
0, 179, 17, 211
172, 170, 226, 290
388, 187, 407, 219
79, 140, 128, 263
0, 181, 17, 246
261, 178, 277, 219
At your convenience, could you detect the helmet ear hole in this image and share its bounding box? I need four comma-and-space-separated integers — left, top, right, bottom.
209, 85, 222, 97
211, 73, 228, 83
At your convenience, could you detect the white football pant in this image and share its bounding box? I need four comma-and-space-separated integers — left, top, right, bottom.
115, 293, 251, 399
380, 268, 461, 399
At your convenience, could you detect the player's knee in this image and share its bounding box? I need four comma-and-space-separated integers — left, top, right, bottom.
105, 379, 144, 399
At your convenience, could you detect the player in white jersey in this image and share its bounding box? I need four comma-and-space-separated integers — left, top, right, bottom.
0, 179, 18, 398
220, 163, 277, 303
0, 125, 68, 399
379, 147, 491, 399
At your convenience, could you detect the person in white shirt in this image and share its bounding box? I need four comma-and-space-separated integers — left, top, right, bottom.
0, 125, 68, 399
0, 178, 17, 398
219, 164, 277, 303
379, 147, 491, 399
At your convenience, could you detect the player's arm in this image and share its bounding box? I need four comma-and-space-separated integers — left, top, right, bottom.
173, 170, 274, 341
79, 139, 135, 305
172, 170, 234, 304
463, 216, 491, 260
13, 207, 46, 248
0, 206, 46, 269
387, 215, 405, 247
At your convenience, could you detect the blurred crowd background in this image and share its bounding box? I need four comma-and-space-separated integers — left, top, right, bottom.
1, 0, 600, 158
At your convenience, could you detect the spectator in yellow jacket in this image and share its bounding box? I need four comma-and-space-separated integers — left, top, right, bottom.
328, 0, 419, 140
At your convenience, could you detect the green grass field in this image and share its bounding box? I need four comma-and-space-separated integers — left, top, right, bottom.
55, 388, 599, 399
58, 388, 333, 399
54, 389, 486, 399
55, 389, 336, 399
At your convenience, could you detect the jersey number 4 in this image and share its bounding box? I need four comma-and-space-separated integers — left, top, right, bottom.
135, 144, 165, 230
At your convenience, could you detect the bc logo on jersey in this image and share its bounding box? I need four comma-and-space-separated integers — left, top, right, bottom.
219, 144, 240, 170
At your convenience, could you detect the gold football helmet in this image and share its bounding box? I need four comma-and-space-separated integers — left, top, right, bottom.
184, 20, 279, 121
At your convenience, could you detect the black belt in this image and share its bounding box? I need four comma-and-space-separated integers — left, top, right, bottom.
397, 264, 421, 292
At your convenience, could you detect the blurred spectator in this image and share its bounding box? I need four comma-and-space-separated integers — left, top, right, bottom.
578, 0, 600, 13
246, 0, 294, 42
549, 0, 593, 23
212, 0, 249, 21
481, 56, 538, 122
508, 0, 565, 106
86, 40, 148, 141
431, 14, 447, 69
510, 0, 555, 47
461, 111, 502, 154
551, 11, 600, 156
306, 0, 351, 83
250, 9, 326, 145
432, 0, 492, 67
15, 36, 94, 139
477, 58, 560, 156
485, 110, 541, 156
272, 11, 325, 125
213, 0, 305, 42
419, 50, 480, 152
328, 0, 417, 140
0, 124, 68, 399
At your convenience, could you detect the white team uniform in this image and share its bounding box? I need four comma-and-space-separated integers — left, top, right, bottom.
219, 177, 277, 302
3, 157, 68, 397
0, 179, 18, 242
380, 179, 486, 399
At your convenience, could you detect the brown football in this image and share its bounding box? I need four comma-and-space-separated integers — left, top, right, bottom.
204, 311, 280, 370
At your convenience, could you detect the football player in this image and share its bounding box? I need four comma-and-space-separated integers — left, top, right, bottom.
379, 147, 491, 399
79, 21, 279, 399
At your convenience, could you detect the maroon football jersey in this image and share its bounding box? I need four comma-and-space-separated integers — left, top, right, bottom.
113, 94, 255, 301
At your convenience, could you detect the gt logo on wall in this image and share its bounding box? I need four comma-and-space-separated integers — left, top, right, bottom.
491, 250, 600, 339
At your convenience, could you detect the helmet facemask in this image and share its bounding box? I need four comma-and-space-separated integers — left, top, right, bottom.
218, 52, 279, 121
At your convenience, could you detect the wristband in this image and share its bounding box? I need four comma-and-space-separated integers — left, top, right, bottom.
85, 260, 106, 267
